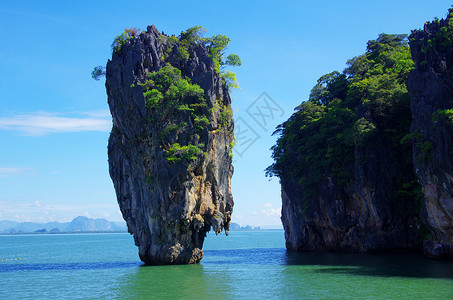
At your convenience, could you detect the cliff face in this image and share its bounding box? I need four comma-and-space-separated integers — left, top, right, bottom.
281, 127, 421, 253
106, 26, 234, 265
272, 34, 423, 254
408, 17, 453, 259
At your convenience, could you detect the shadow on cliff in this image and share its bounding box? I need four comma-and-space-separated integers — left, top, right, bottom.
286, 251, 453, 280
203, 248, 453, 279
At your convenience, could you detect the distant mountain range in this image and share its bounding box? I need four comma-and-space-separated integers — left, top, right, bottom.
0, 217, 263, 235
0, 216, 127, 234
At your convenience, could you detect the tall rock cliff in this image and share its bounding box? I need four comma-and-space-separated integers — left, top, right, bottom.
106, 26, 234, 265
271, 11, 453, 259
269, 34, 423, 254
408, 16, 453, 259
280, 121, 421, 253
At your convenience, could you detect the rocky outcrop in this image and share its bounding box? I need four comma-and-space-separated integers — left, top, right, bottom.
106, 26, 234, 265
277, 34, 423, 254
281, 132, 421, 253
408, 17, 453, 259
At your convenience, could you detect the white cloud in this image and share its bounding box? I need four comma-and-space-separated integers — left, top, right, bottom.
261, 203, 281, 217
0, 167, 35, 177
234, 203, 282, 229
81, 110, 112, 118
0, 111, 112, 136
0, 201, 123, 222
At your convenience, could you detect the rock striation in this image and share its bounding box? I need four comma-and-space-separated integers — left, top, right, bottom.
407, 16, 453, 259
106, 25, 234, 265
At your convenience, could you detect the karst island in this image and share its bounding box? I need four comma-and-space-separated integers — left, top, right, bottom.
96, 25, 239, 265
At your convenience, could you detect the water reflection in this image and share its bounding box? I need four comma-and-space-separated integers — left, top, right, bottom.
113, 249, 453, 299
285, 251, 453, 279
115, 263, 234, 299
204, 247, 453, 280
203, 248, 287, 265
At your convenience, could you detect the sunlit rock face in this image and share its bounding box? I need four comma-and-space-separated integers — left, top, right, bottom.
408, 17, 453, 259
106, 25, 234, 265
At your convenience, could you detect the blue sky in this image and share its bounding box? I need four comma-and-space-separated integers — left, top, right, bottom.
0, 1, 451, 228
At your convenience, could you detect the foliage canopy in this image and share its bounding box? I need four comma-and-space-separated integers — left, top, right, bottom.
266, 33, 418, 206
177, 26, 241, 90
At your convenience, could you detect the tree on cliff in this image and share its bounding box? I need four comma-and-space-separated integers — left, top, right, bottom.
266, 33, 419, 207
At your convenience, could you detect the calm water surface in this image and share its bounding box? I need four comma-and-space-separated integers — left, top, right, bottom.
0, 231, 452, 299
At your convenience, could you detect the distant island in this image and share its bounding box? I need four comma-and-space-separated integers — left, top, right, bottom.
0, 216, 127, 234
0, 216, 261, 235
229, 223, 261, 231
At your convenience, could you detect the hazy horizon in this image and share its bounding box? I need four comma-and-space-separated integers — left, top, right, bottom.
0, 215, 283, 230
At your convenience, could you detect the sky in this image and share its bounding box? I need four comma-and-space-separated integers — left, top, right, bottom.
0, 1, 451, 228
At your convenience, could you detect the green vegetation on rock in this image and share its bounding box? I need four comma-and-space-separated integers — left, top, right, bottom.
419, 8, 453, 53
266, 33, 419, 206
91, 66, 106, 81
166, 143, 201, 163
160, 26, 241, 91
97, 26, 238, 167
112, 27, 141, 53
433, 108, 453, 125
136, 26, 238, 165
137, 63, 208, 163
141, 63, 205, 113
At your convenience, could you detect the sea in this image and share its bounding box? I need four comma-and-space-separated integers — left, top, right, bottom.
0, 231, 452, 299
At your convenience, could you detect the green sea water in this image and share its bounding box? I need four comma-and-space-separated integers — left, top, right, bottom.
0, 231, 452, 299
